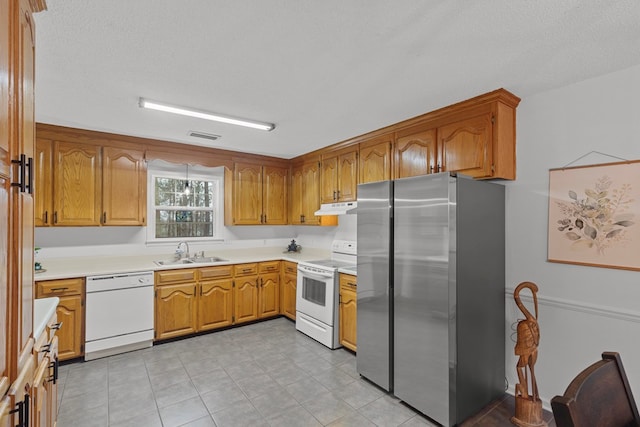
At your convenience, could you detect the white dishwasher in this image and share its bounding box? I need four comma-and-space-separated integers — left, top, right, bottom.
85, 271, 154, 360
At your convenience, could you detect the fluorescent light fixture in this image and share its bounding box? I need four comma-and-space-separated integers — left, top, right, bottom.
139, 98, 275, 131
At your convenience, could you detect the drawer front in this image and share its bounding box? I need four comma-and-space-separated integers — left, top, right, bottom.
258, 261, 280, 274
199, 265, 233, 280
283, 261, 297, 275
155, 269, 197, 285
234, 263, 258, 276
36, 278, 84, 297
339, 273, 357, 289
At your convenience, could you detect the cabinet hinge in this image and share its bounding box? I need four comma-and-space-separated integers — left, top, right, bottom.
491, 114, 495, 124
81, 299, 84, 307
318, 161, 320, 168
232, 315, 235, 323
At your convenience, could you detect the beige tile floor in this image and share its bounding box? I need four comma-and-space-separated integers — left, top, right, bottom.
56, 317, 435, 426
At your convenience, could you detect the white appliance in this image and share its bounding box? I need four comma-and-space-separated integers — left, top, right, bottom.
296, 240, 356, 349
85, 271, 154, 360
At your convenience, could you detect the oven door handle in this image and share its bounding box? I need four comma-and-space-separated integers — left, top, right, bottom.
298, 268, 333, 280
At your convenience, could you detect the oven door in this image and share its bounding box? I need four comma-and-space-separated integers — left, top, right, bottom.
296, 265, 336, 326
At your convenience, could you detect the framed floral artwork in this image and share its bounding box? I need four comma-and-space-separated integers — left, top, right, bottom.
548, 160, 640, 271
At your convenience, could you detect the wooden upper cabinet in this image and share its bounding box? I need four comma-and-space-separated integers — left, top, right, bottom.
320, 155, 338, 203
395, 127, 437, 179
289, 164, 304, 225
437, 113, 492, 178
320, 147, 358, 203
231, 162, 288, 225
262, 165, 287, 225
233, 162, 262, 225
102, 146, 146, 225
301, 161, 320, 224
52, 141, 102, 226
34, 138, 52, 226
359, 134, 393, 184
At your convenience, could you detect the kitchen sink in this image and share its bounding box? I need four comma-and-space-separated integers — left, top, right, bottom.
190, 256, 227, 263
154, 256, 227, 266
154, 259, 195, 266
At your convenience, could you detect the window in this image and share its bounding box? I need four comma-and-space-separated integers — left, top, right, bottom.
147, 161, 223, 242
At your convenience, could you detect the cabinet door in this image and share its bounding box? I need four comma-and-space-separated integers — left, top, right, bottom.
56, 295, 83, 361
338, 150, 358, 202
32, 356, 50, 427
155, 283, 197, 340
339, 284, 357, 352
359, 136, 392, 184
0, 0, 9, 179
234, 276, 258, 324
258, 273, 279, 318
0, 177, 7, 383
395, 128, 437, 179
0, 396, 11, 427
233, 162, 262, 225
320, 155, 338, 204
102, 146, 146, 225
6, 354, 34, 427
262, 165, 288, 225
289, 165, 303, 225
13, 0, 36, 364
302, 161, 321, 225
437, 113, 493, 178
34, 138, 52, 226
281, 273, 297, 320
53, 141, 102, 225
198, 279, 233, 331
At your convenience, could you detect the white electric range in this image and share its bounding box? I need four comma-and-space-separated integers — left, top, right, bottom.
296, 240, 356, 349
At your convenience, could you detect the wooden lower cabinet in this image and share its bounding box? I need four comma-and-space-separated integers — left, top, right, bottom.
32, 355, 51, 427
339, 274, 357, 352
199, 279, 233, 330
155, 282, 198, 340
281, 261, 297, 320
258, 272, 279, 318
36, 278, 85, 361
234, 274, 259, 324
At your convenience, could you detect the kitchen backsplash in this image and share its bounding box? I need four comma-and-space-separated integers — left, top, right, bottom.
35, 214, 356, 259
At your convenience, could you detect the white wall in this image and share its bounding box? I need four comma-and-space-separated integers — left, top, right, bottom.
504, 63, 640, 406
34, 216, 356, 258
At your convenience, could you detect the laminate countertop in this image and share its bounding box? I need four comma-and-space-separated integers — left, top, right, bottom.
33, 296, 59, 341
33, 247, 332, 281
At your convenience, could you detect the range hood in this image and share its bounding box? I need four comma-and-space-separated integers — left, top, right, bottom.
314, 201, 357, 216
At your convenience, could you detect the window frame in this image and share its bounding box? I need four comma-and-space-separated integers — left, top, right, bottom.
146, 163, 224, 244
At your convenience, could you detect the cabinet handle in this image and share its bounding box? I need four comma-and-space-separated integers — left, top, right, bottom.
437, 163, 441, 172
52, 321, 63, 330
333, 191, 336, 201
51, 287, 68, 292
53, 211, 58, 224
337, 190, 340, 200
11, 154, 27, 192
26, 156, 33, 194
429, 165, 434, 173
103, 212, 107, 224
242, 268, 252, 273
256, 278, 259, 286
263, 215, 267, 223
49, 356, 59, 384
44, 211, 48, 224
10, 393, 29, 427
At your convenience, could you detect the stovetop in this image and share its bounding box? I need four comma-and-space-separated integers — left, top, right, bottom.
305, 259, 356, 269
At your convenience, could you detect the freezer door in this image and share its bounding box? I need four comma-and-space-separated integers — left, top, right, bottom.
394, 173, 453, 426
356, 180, 392, 391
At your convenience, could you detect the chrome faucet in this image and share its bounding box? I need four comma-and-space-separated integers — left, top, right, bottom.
176, 241, 190, 260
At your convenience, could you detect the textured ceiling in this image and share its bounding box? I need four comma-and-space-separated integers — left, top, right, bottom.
33, 0, 640, 159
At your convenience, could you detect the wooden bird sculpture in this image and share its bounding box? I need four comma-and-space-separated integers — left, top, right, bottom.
511, 281, 547, 427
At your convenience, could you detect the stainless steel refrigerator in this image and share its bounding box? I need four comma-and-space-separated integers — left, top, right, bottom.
357, 173, 505, 427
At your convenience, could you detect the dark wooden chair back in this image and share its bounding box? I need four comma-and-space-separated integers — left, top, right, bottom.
551, 352, 640, 427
